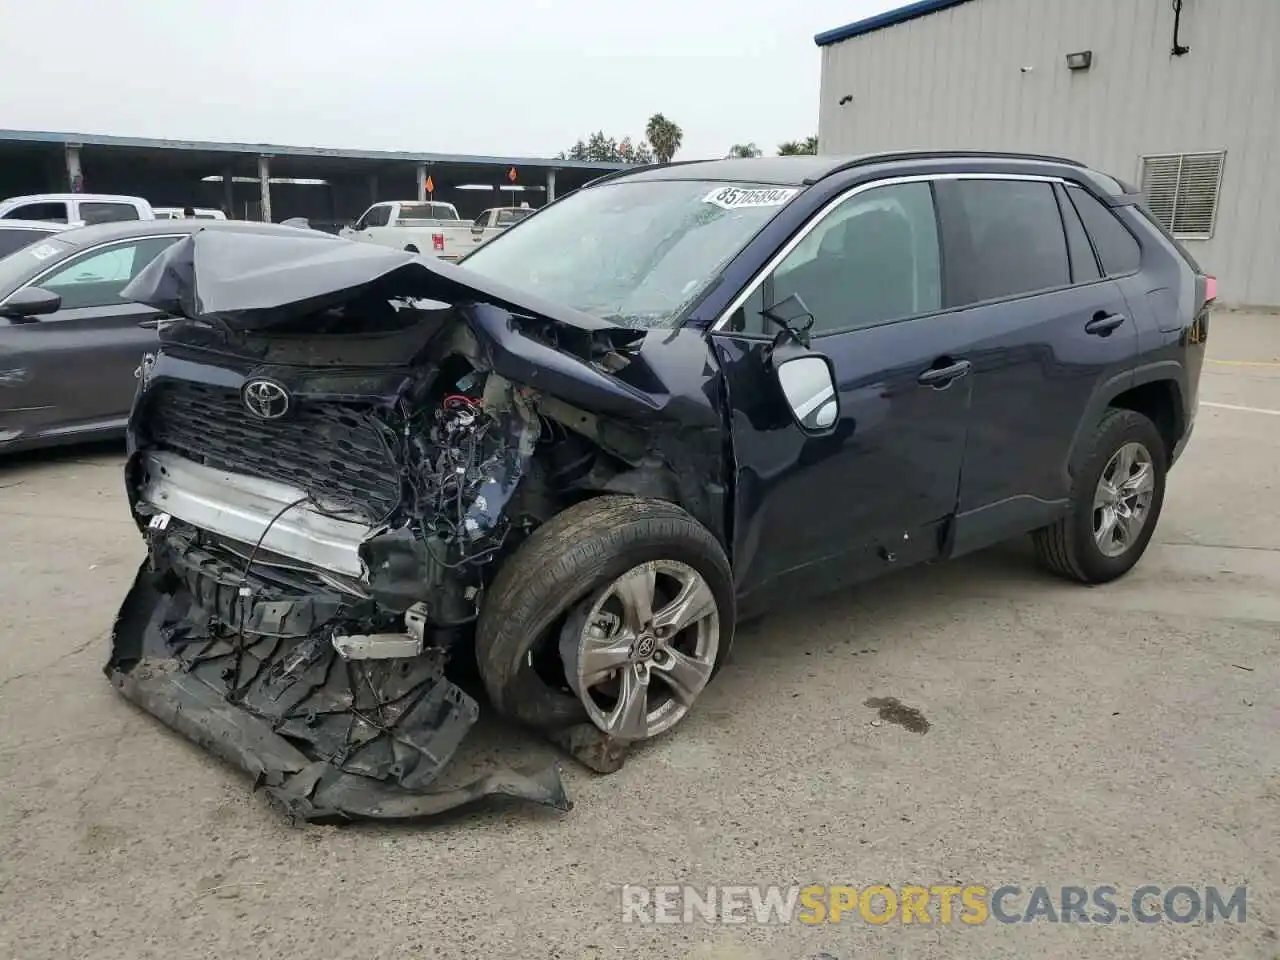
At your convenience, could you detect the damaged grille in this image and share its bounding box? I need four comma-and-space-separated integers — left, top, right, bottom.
144, 380, 402, 520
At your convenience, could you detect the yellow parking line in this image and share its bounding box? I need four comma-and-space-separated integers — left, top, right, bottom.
1207, 359, 1280, 367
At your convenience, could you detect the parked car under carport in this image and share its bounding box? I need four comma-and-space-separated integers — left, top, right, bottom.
0, 218, 344, 454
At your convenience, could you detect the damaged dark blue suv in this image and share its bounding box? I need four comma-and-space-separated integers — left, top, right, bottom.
109, 151, 1211, 820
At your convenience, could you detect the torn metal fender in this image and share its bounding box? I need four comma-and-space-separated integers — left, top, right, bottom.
107, 561, 570, 823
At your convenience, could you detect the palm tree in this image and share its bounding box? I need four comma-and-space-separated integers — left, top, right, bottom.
777, 135, 819, 156
646, 114, 683, 164
727, 142, 762, 158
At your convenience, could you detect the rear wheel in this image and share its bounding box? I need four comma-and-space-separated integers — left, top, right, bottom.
475, 496, 734, 739
1034, 408, 1166, 583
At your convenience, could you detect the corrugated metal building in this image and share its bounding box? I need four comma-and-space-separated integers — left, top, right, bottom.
816, 0, 1280, 307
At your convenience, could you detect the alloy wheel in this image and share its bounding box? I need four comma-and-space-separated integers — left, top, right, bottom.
1092, 441, 1156, 558
560, 559, 720, 741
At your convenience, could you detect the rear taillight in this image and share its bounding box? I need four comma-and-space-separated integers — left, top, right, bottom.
1204, 275, 1217, 304
432, 233, 445, 251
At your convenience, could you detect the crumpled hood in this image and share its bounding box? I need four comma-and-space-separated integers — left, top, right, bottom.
122, 228, 645, 353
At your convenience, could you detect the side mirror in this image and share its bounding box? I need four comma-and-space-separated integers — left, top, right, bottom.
471, 222, 486, 235
0, 286, 62, 319
775, 352, 839, 433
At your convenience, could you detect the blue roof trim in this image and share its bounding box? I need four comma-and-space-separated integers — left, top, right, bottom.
0, 129, 625, 171
814, 0, 976, 46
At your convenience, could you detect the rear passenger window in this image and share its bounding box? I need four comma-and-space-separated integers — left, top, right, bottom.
80, 202, 139, 225
1067, 185, 1141, 276
953, 179, 1070, 303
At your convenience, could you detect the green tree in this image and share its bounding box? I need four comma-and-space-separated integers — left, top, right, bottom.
645, 113, 684, 164
558, 131, 655, 164
777, 135, 819, 156
727, 142, 762, 158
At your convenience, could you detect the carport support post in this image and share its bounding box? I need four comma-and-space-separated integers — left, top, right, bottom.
222, 168, 234, 218
257, 155, 272, 223
546, 168, 556, 203
65, 144, 83, 193
416, 163, 427, 202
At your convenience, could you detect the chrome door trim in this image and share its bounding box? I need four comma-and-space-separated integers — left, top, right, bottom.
708, 172, 1067, 333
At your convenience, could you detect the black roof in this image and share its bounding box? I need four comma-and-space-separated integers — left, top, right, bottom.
54, 218, 332, 250
595, 150, 1091, 188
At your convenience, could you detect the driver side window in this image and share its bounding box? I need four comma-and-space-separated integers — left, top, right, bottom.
730, 182, 942, 336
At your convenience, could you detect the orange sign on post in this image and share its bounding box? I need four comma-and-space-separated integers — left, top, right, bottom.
507, 166, 518, 183
424, 175, 435, 195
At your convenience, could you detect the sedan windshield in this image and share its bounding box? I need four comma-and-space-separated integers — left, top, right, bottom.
460, 180, 800, 329
0, 236, 74, 287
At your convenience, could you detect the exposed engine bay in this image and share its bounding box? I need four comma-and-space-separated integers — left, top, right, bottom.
107, 229, 730, 822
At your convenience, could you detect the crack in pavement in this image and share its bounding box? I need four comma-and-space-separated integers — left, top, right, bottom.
0, 632, 104, 692
1161, 540, 1280, 554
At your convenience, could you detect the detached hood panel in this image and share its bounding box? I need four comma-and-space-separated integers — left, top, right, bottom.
123, 229, 644, 352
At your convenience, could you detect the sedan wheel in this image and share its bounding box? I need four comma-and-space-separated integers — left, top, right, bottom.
560, 559, 720, 741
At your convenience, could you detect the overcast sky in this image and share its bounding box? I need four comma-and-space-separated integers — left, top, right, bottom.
0, 0, 899, 160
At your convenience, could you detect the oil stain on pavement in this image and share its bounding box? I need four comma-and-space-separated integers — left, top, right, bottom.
865, 696, 931, 733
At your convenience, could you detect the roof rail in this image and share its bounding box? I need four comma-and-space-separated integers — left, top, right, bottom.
809, 149, 1087, 183
580, 158, 709, 189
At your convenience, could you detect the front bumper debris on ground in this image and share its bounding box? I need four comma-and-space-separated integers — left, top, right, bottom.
107, 562, 570, 822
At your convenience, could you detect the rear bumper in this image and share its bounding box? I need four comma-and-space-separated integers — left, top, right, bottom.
106, 560, 570, 822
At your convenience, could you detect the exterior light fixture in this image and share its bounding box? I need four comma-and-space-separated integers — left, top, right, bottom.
1065, 50, 1093, 71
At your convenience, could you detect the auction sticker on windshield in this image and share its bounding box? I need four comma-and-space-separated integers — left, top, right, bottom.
702, 187, 798, 210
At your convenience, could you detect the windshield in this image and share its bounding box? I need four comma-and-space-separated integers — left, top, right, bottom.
460, 180, 800, 329
0, 237, 75, 288
398, 203, 460, 222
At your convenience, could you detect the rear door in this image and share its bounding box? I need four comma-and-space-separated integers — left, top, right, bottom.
715, 179, 973, 602
0, 235, 178, 442
935, 175, 1139, 555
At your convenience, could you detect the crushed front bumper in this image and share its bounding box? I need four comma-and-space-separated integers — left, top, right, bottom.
106, 561, 570, 822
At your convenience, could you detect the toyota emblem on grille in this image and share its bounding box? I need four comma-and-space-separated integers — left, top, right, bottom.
242, 378, 291, 419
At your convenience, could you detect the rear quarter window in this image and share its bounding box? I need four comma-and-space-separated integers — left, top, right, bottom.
1066, 185, 1141, 276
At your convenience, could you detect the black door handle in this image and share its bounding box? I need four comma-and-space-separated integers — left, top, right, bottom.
918, 359, 971, 387
1085, 311, 1127, 336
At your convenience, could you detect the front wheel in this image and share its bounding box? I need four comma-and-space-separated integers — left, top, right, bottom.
475, 496, 734, 740
1034, 408, 1167, 583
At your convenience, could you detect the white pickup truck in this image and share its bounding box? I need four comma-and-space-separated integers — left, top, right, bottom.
340, 201, 535, 261
340, 201, 468, 260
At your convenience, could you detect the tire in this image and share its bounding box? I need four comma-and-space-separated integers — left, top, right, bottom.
1033, 408, 1167, 584
475, 496, 735, 731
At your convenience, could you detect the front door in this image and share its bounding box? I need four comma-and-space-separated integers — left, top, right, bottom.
712, 179, 973, 607
0, 236, 175, 444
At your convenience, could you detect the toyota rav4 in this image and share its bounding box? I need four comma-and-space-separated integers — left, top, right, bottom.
108, 151, 1211, 820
